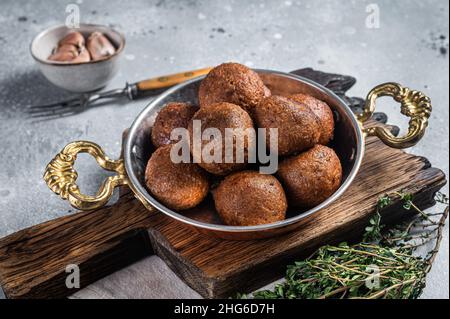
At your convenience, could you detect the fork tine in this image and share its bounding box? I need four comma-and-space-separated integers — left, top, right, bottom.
27, 97, 81, 110
26, 96, 83, 120
27, 108, 78, 119
27, 102, 82, 117
25, 91, 103, 120
27, 103, 81, 114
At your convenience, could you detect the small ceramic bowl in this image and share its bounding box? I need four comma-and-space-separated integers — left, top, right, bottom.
30, 24, 125, 92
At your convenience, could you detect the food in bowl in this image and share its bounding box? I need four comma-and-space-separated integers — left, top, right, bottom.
30, 24, 125, 92
253, 95, 321, 156
48, 32, 87, 62
59, 31, 85, 47
86, 31, 117, 61
48, 30, 116, 63
151, 102, 198, 148
145, 145, 209, 210
198, 62, 271, 115
143, 62, 344, 226
213, 171, 287, 226
277, 144, 343, 208
288, 93, 335, 145
187, 101, 255, 175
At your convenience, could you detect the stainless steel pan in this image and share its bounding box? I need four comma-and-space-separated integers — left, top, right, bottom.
44, 70, 431, 240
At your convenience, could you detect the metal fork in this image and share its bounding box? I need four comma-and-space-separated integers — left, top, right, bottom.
27, 67, 212, 120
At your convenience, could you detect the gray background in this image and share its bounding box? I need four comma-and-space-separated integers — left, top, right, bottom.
0, 0, 448, 299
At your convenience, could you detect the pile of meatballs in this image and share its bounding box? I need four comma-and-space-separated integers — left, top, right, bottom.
145, 63, 343, 227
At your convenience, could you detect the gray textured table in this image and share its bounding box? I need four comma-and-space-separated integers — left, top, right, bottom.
0, 0, 448, 299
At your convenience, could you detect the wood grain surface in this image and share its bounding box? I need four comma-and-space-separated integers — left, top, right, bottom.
0, 128, 446, 299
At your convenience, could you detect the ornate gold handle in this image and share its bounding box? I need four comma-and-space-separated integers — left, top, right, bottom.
357, 83, 432, 148
44, 141, 127, 210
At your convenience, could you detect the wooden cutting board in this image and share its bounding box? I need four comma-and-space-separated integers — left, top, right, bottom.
0, 70, 446, 299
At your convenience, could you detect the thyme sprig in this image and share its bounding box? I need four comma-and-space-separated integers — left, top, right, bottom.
243, 191, 449, 299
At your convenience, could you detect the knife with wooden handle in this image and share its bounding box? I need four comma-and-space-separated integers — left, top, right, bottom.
127, 67, 212, 99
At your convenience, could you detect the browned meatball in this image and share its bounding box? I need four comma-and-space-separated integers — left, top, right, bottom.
145, 145, 209, 210
213, 171, 287, 226
198, 62, 270, 115
289, 94, 334, 145
253, 95, 321, 156
151, 102, 198, 148
188, 102, 255, 176
277, 145, 342, 208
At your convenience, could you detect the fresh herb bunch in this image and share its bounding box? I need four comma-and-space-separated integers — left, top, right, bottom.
253, 243, 428, 299
243, 191, 449, 299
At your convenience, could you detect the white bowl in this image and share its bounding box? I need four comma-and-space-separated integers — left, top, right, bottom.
30, 24, 125, 92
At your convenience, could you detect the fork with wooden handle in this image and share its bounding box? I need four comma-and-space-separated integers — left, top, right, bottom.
27, 67, 212, 120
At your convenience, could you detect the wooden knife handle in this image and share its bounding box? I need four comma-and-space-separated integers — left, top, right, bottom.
131, 67, 212, 98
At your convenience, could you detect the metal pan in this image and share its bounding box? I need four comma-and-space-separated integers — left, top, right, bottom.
44, 69, 432, 240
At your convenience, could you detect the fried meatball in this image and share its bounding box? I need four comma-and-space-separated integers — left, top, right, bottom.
145, 145, 209, 210
253, 95, 321, 156
277, 145, 342, 208
213, 171, 287, 226
289, 94, 334, 145
198, 62, 270, 115
188, 102, 255, 176
151, 102, 198, 148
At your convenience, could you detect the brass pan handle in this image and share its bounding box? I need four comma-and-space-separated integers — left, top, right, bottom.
44, 141, 127, 210
357, 83, 432, 148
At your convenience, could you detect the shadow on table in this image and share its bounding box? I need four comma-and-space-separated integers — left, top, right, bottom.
0, 70, 132, 121
0, 70, 71, 112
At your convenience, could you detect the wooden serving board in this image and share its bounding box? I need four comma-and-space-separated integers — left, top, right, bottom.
0, 70, 447, 299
